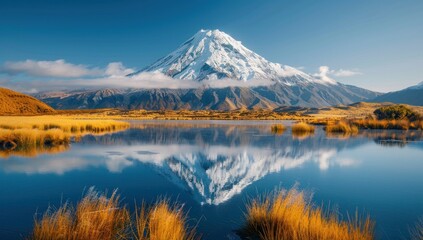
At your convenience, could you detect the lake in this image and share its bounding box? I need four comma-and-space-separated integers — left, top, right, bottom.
0, 120, 422, 239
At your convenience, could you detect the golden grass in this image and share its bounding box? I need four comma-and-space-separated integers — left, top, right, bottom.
325, 121, 359, 134
351, 119, 423, 130
0, 128, 70, 149
291, 122, 315, 139
292, 122, 315, 133
0, 116, 129, 134
270, 124, 286, 135
242, 188, 374, 240
31, 189, 198, 240
32, 188, 129, 240
0, 116, 129, 155
135, 201, 197, 240
0, 87, 55, 115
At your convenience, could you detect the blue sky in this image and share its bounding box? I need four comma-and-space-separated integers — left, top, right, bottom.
1, 0, 422, 92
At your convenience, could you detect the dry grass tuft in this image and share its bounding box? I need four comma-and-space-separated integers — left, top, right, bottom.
270, 124, 286, 135
242, 188, 374, 240
31, 188, 129, 240
292, 122, 315, 133
31, 189, 197, 240
325, 121, 359, 134
135, 200, 197, 240
292, 122, 315, 139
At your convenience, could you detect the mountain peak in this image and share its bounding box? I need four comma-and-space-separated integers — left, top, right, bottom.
132, 29, 334, 85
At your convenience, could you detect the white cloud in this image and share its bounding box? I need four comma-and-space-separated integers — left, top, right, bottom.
1, 59, 103, 78
312, 66, 362, 85
105, 62, 134, 76
202, 78, 274, 88
314, 66, 362, 79
331, 69, 362, 77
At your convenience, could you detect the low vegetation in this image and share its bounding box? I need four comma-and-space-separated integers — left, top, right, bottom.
136, 201, 197, 240
241, 188, 374, 240
0, 128, 70, 150
351, 119, 423, 130
31, 188, 197, 240
0, 117, 129, 155
292, 122, 315, 133
270, 124, 286, 135
325, 121, 359, 134
31, 187, 423, 240
32, 188, 129, 240
374, 105, 421, 121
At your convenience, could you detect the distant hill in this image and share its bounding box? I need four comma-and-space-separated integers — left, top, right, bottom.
372, 82, 423, 106
0, 87, 55, 115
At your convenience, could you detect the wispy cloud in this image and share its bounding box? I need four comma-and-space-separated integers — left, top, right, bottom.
1, 59, 103, 78
331, 69, 362, 77
1, 59, 276, 92
314, 66, 362, 79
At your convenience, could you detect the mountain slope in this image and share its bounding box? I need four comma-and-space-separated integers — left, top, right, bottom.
0, 87, 55, 115
372, 82, 423, 106
132, 29, 334, 85
38, 85, 378, 110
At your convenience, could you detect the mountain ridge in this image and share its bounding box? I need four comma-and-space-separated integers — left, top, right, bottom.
372, 81, 423, 106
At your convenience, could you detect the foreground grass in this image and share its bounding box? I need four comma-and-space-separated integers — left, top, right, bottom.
242, 188, 374, 240
136, 201, 197, 240
31, 188, 197, 240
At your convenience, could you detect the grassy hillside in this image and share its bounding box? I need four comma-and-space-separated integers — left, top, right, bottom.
0, 87, 55, 115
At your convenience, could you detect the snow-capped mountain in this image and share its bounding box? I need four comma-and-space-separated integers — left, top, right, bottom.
131, 29, 334, 85
36, 29, 380, 109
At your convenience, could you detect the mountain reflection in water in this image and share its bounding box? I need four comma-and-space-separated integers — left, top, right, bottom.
2, 121, 422, 205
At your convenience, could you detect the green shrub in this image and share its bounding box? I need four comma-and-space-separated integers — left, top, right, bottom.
374, 105, 421, 121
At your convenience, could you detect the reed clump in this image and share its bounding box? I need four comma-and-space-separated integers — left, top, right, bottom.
292, 122, 315, 139
32, 188, 129, 240
242, 188, 374, 240
135, 201, 197, 240
270, 124, 286, 135
31, 188, 198, 240
292, 122, 315, 133
325, 121, 359, 134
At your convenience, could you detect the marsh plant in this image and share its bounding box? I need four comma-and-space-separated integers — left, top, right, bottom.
30, 188, 198, 240
241, 188, 374, 240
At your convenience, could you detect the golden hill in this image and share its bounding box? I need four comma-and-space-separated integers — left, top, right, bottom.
0, 87, 55, 115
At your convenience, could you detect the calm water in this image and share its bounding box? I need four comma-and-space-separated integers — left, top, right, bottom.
0, 120, 422, 239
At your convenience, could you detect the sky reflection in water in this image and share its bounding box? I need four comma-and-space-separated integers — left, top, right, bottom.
0, 120, 422, 239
